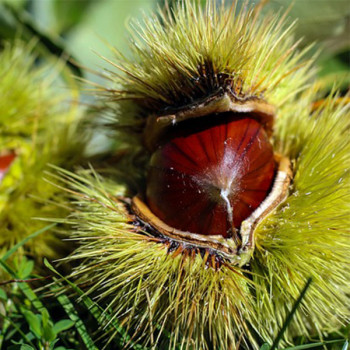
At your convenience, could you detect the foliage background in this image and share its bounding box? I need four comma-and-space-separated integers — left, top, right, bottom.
0, 0, 349, 350
0, 0, 349, 90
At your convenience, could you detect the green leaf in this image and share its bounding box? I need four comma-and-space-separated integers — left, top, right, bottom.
0, 257, 46, 313
52, 319, 75, 335
22, 310, 42, 338
65, 0, 154, 83
260, 344, 271, 350
1, 0, 27, 10
342, 340, 349, 350
0, 5, 17, 41
8, 345, 36, 350
317, 51, 350, 92
20, 345, 36, 350
259, 0, 350, 53
1, 313, 36, 348
45, 259, 147, 350
17, 260, 34, 279
41, 308, 50, 329
1, 3, 82, 77
52, 0, 94, 34
41, 309, 56, 342
0, 288, 7, 300
49, 339, 59, 350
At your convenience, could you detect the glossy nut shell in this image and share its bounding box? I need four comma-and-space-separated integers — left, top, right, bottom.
146, 114, 275, 238
0, 152, 16, 183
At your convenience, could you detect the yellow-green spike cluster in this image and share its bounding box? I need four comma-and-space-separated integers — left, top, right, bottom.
59, 89, 350, 347
0, 40, 88, 267
55, 1, 349, 349
253, 88, 350, 341
102, 1, 314, 112
55, 168, 259, 349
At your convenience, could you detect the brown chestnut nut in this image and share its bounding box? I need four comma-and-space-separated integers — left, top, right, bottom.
0, 152, 16, 183
146, 114, 275, 238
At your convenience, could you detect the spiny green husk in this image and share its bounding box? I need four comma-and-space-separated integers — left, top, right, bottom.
60, 95, 350, 348
55, 1, 349, 349
101, 0, 314, 112
0, 40, 88, 266
54, 167, 258, 349
253, 88, 350, 342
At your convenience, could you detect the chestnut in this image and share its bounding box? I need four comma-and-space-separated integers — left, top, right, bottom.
146, 114, 275, 238
132, 102, 292, 263
0, 152, 16, 183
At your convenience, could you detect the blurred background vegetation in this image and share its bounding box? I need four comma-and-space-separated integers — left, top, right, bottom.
0, 1, 349, 349
0, 0, 349, 91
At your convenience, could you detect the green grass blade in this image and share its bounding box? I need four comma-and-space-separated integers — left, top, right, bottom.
3, 3, 83, 77
1, 314, 36, 348
0, 258, 45, 313
52, 281, 99, 350
1, 224, 56, 262
282, 339, 346, 349
44, 259, 147, 350
271, 278, 313, 350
